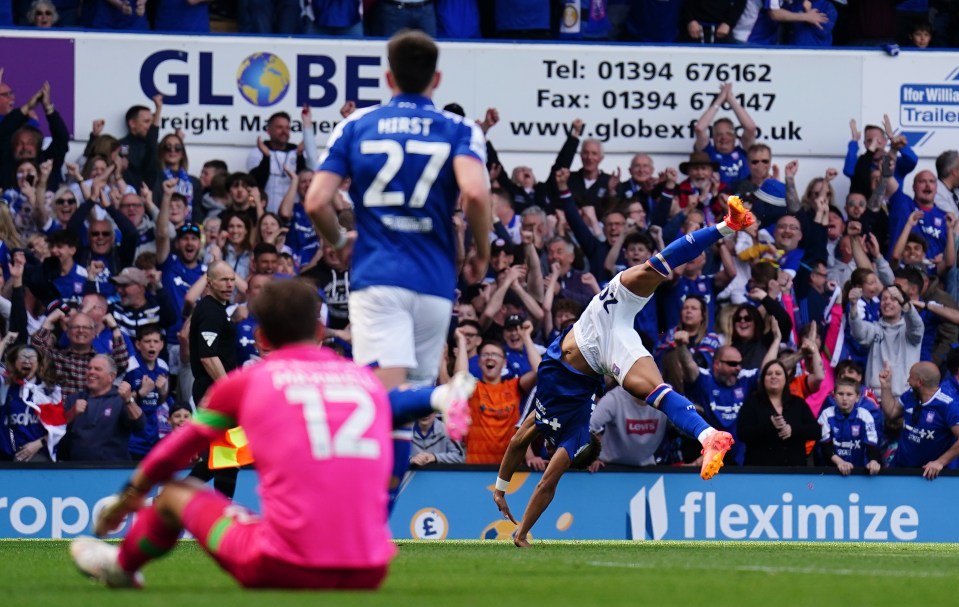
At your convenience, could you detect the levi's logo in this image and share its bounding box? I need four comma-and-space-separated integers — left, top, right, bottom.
627, 419, 658, 435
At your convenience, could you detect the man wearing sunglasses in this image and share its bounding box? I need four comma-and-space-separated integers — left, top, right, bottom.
675, 335, 780, 466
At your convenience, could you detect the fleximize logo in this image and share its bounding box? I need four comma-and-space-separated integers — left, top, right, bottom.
627, 476, 921, 541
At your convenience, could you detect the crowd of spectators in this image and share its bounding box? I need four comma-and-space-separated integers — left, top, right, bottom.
2, 0, 959, 50
1, 41, 959, 479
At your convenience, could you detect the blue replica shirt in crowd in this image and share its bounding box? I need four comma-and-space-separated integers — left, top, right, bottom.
160, 254, 205, 341
821, 390, 885, 447
318, 94, 486, 301
688, 368, 758, 465
52, 263, 89, 302
0, 383, 49, 457
235, 315, 259, 367
504, 345, 533, 378
746, 0, 784, 45
940, 374, 959, 401
894, 389, 959, 468
662, 275, 716, 331
787, 0, 836, 46
840, 298, 880, 367
704, 143, 748, 185
888, 191, 950, 261
818, 404, 879, 466
124, 355, 172, 457
286, 203, 320, 267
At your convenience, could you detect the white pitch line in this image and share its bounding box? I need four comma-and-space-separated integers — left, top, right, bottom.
586, 561, 952, 578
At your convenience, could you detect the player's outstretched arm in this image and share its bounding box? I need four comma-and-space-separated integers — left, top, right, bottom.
493, 414, 541, 523
94, 421, 216, 536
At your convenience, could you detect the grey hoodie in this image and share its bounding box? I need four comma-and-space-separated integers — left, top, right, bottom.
850, 303, 923, 398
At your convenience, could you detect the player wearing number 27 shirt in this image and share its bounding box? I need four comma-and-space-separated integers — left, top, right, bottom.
306, 30, 492, 390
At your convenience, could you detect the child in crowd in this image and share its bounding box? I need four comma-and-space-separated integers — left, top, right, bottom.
125, 325, 172, 460
817, 377, 882, 475
910, 22, 932, 48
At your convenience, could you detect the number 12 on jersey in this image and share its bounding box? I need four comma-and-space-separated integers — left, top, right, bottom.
361, 139, 451, 208
285, 385, 381, 460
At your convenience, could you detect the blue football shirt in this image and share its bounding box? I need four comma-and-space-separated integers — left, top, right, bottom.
319, 94, 486, 301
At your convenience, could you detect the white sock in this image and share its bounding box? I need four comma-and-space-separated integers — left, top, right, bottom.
698, 427, 716, 445
716, 221, 734, 237
430, 384, 448, 413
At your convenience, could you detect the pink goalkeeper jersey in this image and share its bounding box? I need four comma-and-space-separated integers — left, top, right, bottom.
204, 344, 396, 569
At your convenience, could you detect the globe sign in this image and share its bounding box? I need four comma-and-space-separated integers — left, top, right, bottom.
236, 53, 291, 107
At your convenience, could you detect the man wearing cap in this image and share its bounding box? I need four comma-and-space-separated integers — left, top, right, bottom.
693, 83, 757, 186
502, 314, 545, 378
109, 268, 176, 339
157, 184, 206, 375
675, 151, 728, 225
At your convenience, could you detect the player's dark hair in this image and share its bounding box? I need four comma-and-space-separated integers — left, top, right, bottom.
387, 30, 438, 94
250, 279, 320, 348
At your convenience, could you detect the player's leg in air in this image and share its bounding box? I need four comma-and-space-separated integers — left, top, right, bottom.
618, 196, 753, 478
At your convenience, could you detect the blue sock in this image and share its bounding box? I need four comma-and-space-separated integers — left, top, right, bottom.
389, 385, 435, 427
389, 434, 412, 513
648, 223, 733, 277
647, 384, 711, 440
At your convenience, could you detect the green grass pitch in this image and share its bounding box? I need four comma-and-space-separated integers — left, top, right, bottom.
3, 540, 956, 607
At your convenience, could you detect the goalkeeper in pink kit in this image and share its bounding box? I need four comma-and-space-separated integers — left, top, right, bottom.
70, 280, 398, 589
